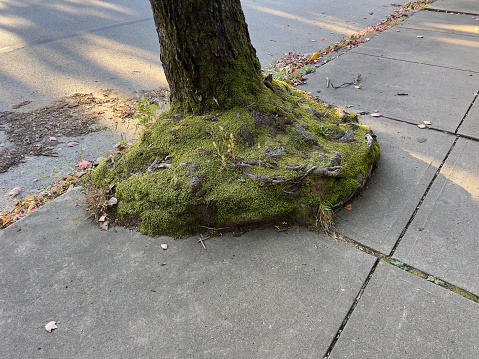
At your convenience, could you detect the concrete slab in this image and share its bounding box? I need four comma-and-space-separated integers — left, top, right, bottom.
330, 262, 479, 359
0, 188, 376, 358
0, 129, 120, 212
301, 54, 476, 133
334, 117, 454, 254
401, 8, 479, 35
458, 100, 479, 140
427, 0, 479, 15
351, 12, 479, 72
395, 138, 479, 294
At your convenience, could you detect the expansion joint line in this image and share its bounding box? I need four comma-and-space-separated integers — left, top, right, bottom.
454, 91, 478, 135
424, 8, 479, 17
388, 137, 458, 257
323, 258, 381, 359
323, 230, 479, 358
389, 91, 478, 255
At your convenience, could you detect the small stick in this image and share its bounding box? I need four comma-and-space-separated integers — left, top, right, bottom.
198, 236, 211, 249
198, 225, 229, 231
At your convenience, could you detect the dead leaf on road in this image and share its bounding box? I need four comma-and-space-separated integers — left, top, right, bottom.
8, 187, 21, 197
99, 221, 109, 231
45, 321, 58, 332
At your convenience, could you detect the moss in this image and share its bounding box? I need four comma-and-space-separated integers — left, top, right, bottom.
90, 80, 380, 237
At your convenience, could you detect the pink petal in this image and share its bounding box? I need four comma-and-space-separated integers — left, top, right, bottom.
371, 113, 382, 117
107, 197, 118, 205
45, 321, 58, 332
76, 160, 91, 169
8, 187, 21, 197
161, 244, 168, 250
67, 141, 79, 147
49, 136, 57, 141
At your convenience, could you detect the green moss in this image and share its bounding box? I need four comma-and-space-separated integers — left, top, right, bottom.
90, 80, 380, 237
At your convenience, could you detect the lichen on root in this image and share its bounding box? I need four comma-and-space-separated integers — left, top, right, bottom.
90, 79, 380, 237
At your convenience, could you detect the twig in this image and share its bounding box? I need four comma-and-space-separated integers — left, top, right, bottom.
39, 152, 59, 157
328, 74, 361, 89
197, 235, 211, 249
198, 225, 230, 231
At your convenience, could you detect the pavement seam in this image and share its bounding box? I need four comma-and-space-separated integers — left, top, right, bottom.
329, 231, 479, 304
323, 257, 381, 359
454, 91, 478, 134
388, 137, 458, 256
386, 91, 478, 255
375, 115, 479, 142
400, 25, 479, 38
424, 8, 479, 17
351, 52, 479, 73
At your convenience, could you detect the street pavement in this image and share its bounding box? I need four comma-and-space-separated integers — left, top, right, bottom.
1, 0, 479, 358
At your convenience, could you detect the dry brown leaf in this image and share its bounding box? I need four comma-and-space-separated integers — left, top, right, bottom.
99, 221, 109, 231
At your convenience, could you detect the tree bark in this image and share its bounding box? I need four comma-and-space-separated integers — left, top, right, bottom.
149, 0, 264, 113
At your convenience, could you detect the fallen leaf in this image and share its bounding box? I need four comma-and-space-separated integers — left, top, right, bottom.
417, 124, 427, 129
107, 197, 118, 206
311, 39, 317, 42
99, 221, 109, 231
345, 204, 352, 210
115, 218, 124, 226
371, 113, 382, 117
49, 136, 57, 141
76, 160, 91, 170
8, 187, 21, 197
45, 321, 58, 332
321, 38, 327, 41
310, 52, 320, 60
67, 141, 79, 147
161, 244, 168, 250
416, 35, 423, 38
99, 214, 107, 222
423, 121, 432, 125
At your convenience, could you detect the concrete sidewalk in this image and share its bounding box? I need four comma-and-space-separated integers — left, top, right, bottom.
1, 1, 479, 358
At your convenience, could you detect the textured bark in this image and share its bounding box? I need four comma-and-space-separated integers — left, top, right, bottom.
149, 0, 264, 113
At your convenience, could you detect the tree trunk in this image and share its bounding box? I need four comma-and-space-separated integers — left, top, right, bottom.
149, 0, 264, 113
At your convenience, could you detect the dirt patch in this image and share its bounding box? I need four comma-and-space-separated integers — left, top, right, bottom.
0, 88, 169, 174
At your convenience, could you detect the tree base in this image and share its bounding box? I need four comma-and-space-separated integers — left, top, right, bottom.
90, 80, 380, 237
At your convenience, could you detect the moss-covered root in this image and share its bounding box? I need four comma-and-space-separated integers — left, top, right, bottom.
90, 80, 380, 237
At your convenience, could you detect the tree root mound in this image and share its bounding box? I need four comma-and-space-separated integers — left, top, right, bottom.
90, 80, 380, 237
